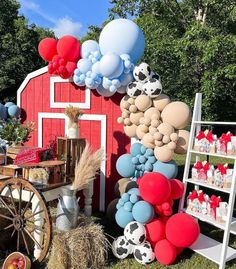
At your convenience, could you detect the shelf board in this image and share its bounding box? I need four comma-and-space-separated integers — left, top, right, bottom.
185, 178, 231, 194
190, 150, 236, 160
190, 233, 236, 264
184, 209, 236, 235
193, 121, 236, 126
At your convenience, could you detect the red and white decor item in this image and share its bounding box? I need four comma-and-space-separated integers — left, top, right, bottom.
194, 130, 217, 153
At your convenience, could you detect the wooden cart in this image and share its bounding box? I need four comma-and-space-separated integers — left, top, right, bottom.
0, 177, 93, 264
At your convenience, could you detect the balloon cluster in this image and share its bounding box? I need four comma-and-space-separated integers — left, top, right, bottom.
117, 92, 191, 162
115, 188, 154, 227
116, 143, 178, 181
111, 172, 200, 265
112, 222, 155, 265
0, 102, 21, 120
73, 19, 145, 97
38, 35, 80, 79
127, 62, 162, 98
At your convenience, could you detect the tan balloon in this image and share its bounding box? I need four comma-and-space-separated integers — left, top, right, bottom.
157, 122, 175, 136
114, 178, 131, 197
155, 140, 164, 147
117, 117, 124, 124
124, 118, 132, 126
124, 124, 137, 137
170, 133, 179, 142
153, 132, 163, 141
143, 117, 151, 126
144, 107, 161, 119
140, 124, 149, 133
167, 141, 177, 150
153, 94, 171, 111
130, 112, 144, 125
161, 101, 191, 129
135, 95, 152, 111
129, 104, 138, 113
149, 126, 157, 135
175, 129, 190, 154
120, 95, 130, 111
122, 111, 130, 118
128, 98, 135, 105
136, 125, 146, 139
154, 145, 174, 163
162, 135, 171, 144
143, 133, 155, 148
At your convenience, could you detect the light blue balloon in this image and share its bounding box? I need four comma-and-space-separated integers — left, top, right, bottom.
79, 74, 86, 81
100, 53, 124, 79
92, 62, 101, 75
148, 156, 156, 164
96, 85, 115, 97
131, 157, 139, 164
130, 143, 142, 157
99, 19, 145, 63
140, 145, 146, 154
116, 203, 122, 210
130, 193, 139, 204
121, 193, 130, 203
4, 102, 15, 108
118, 199, 125, 206
119, 72, 133, 86
141, 164, 145, 171
81, 40, 100, 58
109, 85, 117, 92
124, 201, 133, 212
145, 148, 154, 156
0, 104, 7, 120
77, 59, 93, 74
132, 201, 154, 224
112, 79, 121, 88
128, 188, 140, 196
8, 105, 20, 118
145, 162, 153, 172
153, 160, 178, 179
102, 77, 112, 89
115, 207, 134, 228
116, 154, 135, 178
139, 155, 146, 164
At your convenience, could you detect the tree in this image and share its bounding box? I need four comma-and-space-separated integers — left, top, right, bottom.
0, 0, 55, 101
108, 0, 236, 121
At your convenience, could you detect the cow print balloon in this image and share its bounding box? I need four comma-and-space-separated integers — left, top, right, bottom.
150, 71, 161, 81
134, 241, 155, 265
112, 236, 133, 259
124, 221, 146, 245
133, 63, 152, 83
143, 78, 162, 98
127, 81, 143, 98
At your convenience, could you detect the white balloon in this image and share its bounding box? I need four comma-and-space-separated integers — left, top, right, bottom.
133, 241, 155, 265
124, 221, 146, 245
112, 236, 133, 259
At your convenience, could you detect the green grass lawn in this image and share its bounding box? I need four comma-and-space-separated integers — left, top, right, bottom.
103, 153, 236, 268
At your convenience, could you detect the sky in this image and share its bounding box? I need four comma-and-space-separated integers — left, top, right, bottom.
19, 0, 113, 37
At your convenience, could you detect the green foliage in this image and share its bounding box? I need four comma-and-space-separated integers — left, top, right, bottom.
107, 0, 236, 121
0, 0, 55, 101
0, 118, 35, 145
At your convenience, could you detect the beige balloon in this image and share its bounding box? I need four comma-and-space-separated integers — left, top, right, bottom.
175, 129, 190, 154
129, 104, 138, 113
136, 125, 146, 139
153, 94, 171, 111
130, 111, 144, 125
161, 101, 191, 129
114, 178, 130, 197
154, 145, 174, 163
157, 122, 175, 136
144, 107, 161, 119
117, 117, 124, 124
120, 95, 131, 111
149, 126, 157, 135
124, 124, 137, 137
143, 133, 155, 148
135, 95, 152, 111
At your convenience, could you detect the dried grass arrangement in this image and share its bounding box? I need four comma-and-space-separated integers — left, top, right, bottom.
72, 144, 104, 190
64, 105, 83, 123
47, 216, 108, 269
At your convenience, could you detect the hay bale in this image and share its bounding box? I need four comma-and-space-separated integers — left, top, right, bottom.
48, 216, 108, 269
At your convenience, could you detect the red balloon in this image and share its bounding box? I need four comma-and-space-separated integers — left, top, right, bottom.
66, 61, 77, 75
170, 179, 185, 200
57, 35, 81, 62
155, 199, 173, 216
176, 247, 184, 256
38, 38, 57, 61
138, 172, 171, 205
155, 239, 177, 265
146, 218, 166, 246
166, 213, 200, 248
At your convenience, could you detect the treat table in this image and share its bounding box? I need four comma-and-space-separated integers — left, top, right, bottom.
0, 177, 94, 262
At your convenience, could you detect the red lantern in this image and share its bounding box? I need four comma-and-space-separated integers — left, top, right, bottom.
57, 35, 81, 62
155, 239, 177, 265
38, 38, 57, 61
138, 172, 171, 205
166, 213, 200, 248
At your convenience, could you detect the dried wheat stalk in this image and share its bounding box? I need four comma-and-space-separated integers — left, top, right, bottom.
64, 105, 83, 123
72, 144, 104, 190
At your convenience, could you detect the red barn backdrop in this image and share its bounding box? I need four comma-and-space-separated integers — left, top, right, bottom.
17, 66, 131, 211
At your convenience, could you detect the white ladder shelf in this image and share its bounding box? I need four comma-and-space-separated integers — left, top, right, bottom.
179, 93, 236, 269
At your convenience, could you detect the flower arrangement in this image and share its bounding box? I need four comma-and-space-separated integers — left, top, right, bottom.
0, 118, 35, 146
72, 143, 104, 190
64, 105, 83, 138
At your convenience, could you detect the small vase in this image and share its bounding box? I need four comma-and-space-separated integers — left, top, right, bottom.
56, 186, 79, 231
67, 120, 79, 138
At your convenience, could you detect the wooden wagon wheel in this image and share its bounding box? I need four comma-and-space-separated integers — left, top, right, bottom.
0, 178, 52, 262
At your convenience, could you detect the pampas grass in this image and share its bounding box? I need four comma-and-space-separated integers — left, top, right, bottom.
64, 105, 83, 123
72, 144, 104, 190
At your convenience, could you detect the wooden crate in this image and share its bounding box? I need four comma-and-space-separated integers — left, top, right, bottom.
2, 165, 22, 177
57, 137, 86, 177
